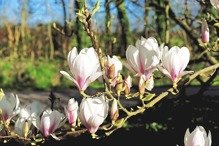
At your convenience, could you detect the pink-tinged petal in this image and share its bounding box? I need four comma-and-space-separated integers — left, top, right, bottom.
86, 116, 105, 134
68, 47, 78, 75
60, 71, 81, 90
158, 65, 171, 79
126, 45, 141, 74
84, 71, 102, 90
73, 53, 94, 89
78, 95, 109, 133
67, 47, 78, 63
65, 99, 78, 125
125, 75, 132, 90
41, 116, 51, 137
184, 126, 212, 146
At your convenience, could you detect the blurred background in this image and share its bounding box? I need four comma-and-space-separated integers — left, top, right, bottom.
0, 0, 219, 145
0, 0, 218, 90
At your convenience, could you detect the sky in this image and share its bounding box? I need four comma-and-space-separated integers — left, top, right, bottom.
0, 0, 201, 30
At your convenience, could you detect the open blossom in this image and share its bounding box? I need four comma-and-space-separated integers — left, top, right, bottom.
201, 20, 209, 43
60, 47, 102, 91
0, 93, 20, 123
184, 126, 212, 146
126, 37, 161, 80
105, 55, 123, 86
78, 95, 108, 134
15, 101, 44, 137
33, 109, 65, 137
64, 98, 78, 126
159, 46, 193, 83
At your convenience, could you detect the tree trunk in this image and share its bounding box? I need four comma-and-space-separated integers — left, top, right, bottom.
114, 0, 131, 57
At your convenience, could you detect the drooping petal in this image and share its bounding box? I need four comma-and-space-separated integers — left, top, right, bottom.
60, 71, 80, 90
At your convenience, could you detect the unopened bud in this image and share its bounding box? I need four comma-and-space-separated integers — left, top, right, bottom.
139, 76, 146, 95
110, 99, 119, 122
108, 64, 115, 79
201, 19, 209, 43
124, 76, 132, 95
145, 76, 154, 91
115, 74, 124, 96
23, 120, 29, 138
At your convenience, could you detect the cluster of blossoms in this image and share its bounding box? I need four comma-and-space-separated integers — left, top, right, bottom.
0, 36, 212, 145
0, 91, 213, 145
0, 91, 110, 137
61, 37, 192, 96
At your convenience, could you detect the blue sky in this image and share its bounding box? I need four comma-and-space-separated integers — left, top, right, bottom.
0, 0, 201, 30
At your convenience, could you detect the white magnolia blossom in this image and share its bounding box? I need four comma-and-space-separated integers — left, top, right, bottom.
78, 95, 109, 134
0, 93, 20, 123
105, 55, 123, 80
159, 46, 193, 83
201, 19, 209, 43
15, 101, 44, 137
64, 98, 78, 126
60, 47, 102, 91
33, 109, 65, 137
126, 37, 161, 80
184, 126, 212, 146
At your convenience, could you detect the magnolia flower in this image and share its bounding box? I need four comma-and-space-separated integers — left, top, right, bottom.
60, 47, 102, 91
15, 101, 44, 137
126, 37, 161, 79
201, 20, 209, 43
0, 93, 20, 123
78, 95, 108, 134
210, 0, 219, 11
159, 46, 193, 83
124, 75, 132, 95
184, 126, 212, 146
110, 98, 119, 122
33, 109, 65, 137
64, 98, 78, 126
105, 55, 123, 80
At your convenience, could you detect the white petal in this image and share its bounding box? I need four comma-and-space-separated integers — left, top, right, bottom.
158, 65, 171, 79
68, 47, 78, 75
126, 45, 141, 73
184, 128, 191, 146
145, 76, 154, 91
60, 71, 80, 89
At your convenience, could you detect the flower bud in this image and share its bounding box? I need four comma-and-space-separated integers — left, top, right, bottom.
139, 75, 146, 95
184, 126, 212, 146
23, 120, 29, 138
105, 55, 123, 81
65, 98, 78, 126
201, 19, 209, 43
124, 75, 132, 95
110, 99, 119, 122
115, 74, 124, 96
145, 76, 154, 91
